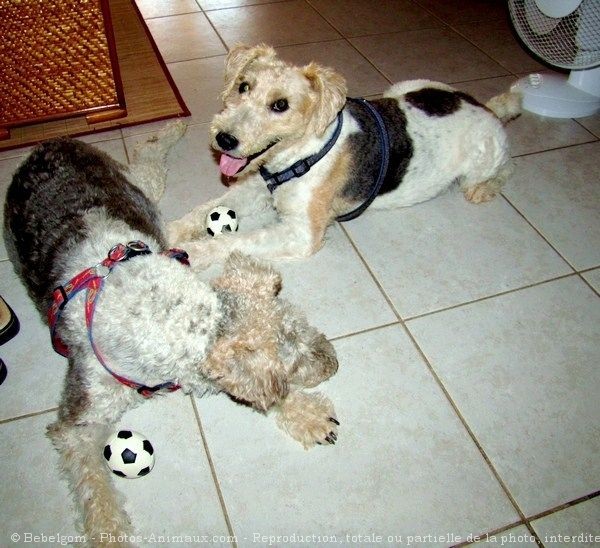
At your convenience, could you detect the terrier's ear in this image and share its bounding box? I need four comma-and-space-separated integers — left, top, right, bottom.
204, 345, 289, 413
222, 43, 277, 100
303, 63, 347, 136
249, 365, 289, 412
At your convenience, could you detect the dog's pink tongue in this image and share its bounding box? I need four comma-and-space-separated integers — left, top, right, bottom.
219, 154, 248, 176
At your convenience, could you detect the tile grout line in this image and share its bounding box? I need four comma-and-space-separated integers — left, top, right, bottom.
403, 272, 582, 322
199, 0, 347, 56
141, 10, 201, 21
445, 25, 515, 77
329, 320, 400, 343
303, 0, 395, 85
576, 266, 600, 297
400, 326, 543, 546
189, 395, 238, 548
197, 9, 230, 55
161, 34, 375, 68
338, 223, 544, 547
577, 272, 600, 297
122, 135, 131, 165
408, 0, 514, 78
573, 117, 600, 139
511, 139, 599, 160
457, 491, 600, 546
343, 37, 394, 85
459, 489, 600, 546
578, 265, 600, 274
498, 192, 581, 273
166, 52, 227, 66
331, 196, 599, 329
199, 0, 290, 14
0, 406, 58, 426
452, 520, 526, 547
140, 0, 295, 20
525, 490, 600, 524
330, 264, 597, 344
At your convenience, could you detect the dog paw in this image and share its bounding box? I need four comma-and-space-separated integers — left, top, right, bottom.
317, 417, 340, 446
463, 181, 498, 204
275, 391, 339, 449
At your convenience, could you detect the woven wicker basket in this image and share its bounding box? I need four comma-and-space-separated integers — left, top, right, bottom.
0, 0, 126, 139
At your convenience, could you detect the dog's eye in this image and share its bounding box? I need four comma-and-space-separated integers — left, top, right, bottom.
271, 99, 289, 113
238, 82, 250, 93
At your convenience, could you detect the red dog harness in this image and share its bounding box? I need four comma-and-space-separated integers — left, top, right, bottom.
48, 241, 189, 398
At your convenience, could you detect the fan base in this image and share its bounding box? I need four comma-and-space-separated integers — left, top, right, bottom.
513, 72, 600, 118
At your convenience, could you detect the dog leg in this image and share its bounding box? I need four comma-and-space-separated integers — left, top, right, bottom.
289, 332, 338, 387
167, 178, 275, 245
274, 389, 338, 449
461, 161, 513, 204
127, 121, 187, 203
48, 420, 136, 547
278, 303, 338, 388
462, 180, 501, 204
48, 366, 139, 547
275, 313, 339, 449
177, 216, 314, 270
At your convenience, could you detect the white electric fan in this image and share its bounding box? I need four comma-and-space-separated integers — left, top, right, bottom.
508, 0, 600, 118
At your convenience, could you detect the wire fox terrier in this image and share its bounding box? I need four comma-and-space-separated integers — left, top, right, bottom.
168, 44, 522, 269
4, 123, 338, 545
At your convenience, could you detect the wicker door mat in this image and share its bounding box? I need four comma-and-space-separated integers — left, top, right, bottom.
0, 0, 190, 152
1, 0, 126, 138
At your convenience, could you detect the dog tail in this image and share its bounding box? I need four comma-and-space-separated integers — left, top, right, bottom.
128, 120, 187, 203
133, 120, 187, 162
486, 88, 522, 124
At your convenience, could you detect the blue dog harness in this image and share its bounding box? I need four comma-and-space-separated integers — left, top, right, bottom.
259, 97, 391, 222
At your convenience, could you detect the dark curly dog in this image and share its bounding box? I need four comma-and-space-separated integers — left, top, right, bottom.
3, 123, 338, 546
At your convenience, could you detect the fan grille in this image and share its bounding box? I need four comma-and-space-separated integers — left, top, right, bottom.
509, 0, 600, 69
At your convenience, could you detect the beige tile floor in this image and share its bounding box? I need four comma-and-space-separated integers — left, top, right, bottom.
1, 1, 599, 546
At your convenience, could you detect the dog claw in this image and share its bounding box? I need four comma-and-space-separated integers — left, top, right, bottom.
325, 435, 336, 445
329, 417, 340, 425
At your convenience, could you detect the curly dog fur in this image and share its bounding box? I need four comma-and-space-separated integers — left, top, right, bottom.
168, 44, 521, 269
3, 123, 338, 546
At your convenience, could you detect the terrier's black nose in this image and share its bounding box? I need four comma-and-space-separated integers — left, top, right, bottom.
216, 132, 239, 151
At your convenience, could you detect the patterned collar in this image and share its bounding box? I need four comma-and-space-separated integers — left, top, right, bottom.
48, 241, 189, 398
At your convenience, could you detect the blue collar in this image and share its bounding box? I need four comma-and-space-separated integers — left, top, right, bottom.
258, 98, 390, 222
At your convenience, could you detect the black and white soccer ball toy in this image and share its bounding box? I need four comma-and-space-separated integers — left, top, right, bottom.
103, 430, 155, 479
206, 206, 238, 236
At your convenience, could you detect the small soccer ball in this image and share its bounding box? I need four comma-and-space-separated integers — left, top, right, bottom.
103, 430, 155, 479
206, 206, 238, 237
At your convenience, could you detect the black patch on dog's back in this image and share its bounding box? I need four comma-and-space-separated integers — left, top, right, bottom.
343, 98, 414, 202
3, 138, 166, 311
405, 88, 486, 116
